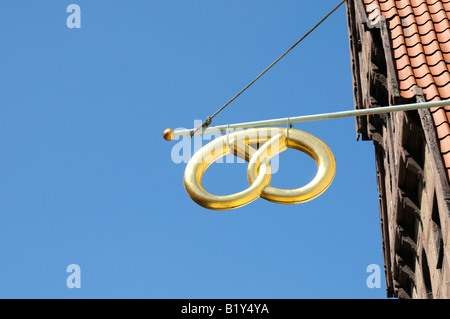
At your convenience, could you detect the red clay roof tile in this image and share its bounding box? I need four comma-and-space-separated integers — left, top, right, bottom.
362, 0, 450, 178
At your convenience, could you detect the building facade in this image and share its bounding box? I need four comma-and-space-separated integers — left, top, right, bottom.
346, 0, 450, 298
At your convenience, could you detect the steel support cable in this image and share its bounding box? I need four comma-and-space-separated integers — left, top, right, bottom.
190, 0, 347, 138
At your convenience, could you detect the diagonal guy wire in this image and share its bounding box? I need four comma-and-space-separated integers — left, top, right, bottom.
190, 0, 347, 137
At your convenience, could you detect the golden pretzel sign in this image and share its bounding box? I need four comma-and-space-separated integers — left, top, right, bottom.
183, 127, 336, 210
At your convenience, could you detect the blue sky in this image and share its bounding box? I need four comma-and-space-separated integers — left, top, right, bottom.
0, 1, 387, 298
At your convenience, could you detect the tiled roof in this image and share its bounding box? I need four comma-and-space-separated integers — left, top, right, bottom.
363, 0, 450, 174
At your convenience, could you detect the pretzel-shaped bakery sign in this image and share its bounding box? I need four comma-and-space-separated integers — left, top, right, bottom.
183, 127, 336, 210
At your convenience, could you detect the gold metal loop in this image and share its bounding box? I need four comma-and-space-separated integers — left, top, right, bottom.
247, 128, 335, 204
183, 127, 335, 210
183, 129, 278, 210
